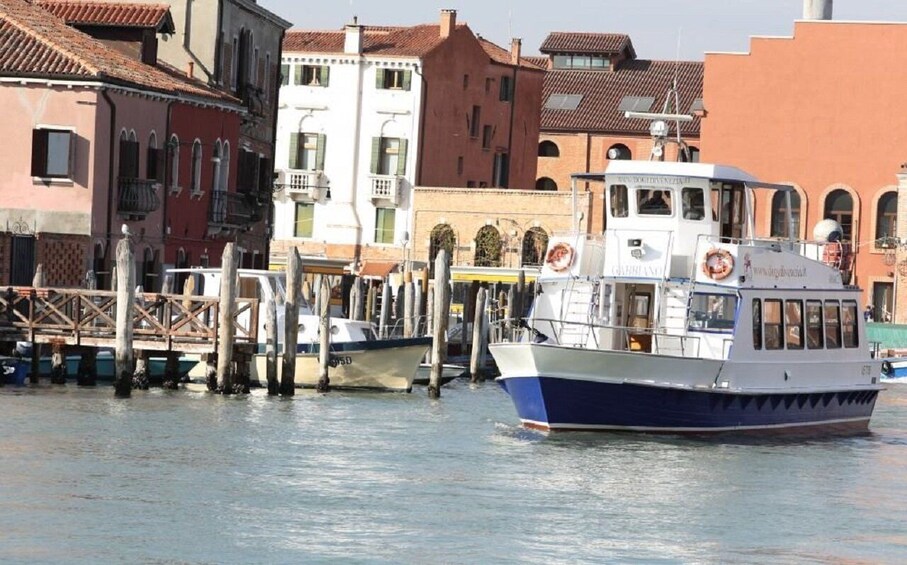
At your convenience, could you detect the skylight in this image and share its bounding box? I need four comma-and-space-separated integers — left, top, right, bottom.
617, 96, 655, 113
545, 94, 583, 111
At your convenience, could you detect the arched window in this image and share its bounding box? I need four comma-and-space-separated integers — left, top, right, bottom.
823, 189, 854, 241
876, 192, 898, 247
118, 129, 139, 179
221, 141, 231, 193
607, 143, 631, 160
429, 224, 456, 268
522, 227, 549, 267
190, 140, 202, 193
535, 177, 557, 191
770, 190, 802, 238
538, 141, 560, 157
212, 140, 223, 192
168, 135, 180, 188
474, 225, 503, 267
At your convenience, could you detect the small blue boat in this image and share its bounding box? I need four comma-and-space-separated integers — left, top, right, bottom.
881, 358, 907, 380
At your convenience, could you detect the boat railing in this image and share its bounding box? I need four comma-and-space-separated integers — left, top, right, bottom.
490, 317, 702, 357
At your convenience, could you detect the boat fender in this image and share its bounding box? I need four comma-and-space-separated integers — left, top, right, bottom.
881, 360, 893, 377
546, 242, 575, 272
702, 248, 734, 281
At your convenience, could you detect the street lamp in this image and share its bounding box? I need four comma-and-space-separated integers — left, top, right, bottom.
400, 230, 410, 272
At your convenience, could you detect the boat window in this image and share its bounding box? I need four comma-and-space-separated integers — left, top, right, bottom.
842, 300, 858, 348
710, 186, 721, 223
824, 300, 841, 349
688, 293, 737, 332
785, 300, 804, 350
609, 184, 628, 218
637, 188, 672, 216
806, 300, 824, 349
752, 299, 762, 350
682, 187, 705, 221
763, 299, 784, 350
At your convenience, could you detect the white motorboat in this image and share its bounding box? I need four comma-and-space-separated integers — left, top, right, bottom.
170, 268, 430, 392
490, 160, 882, 433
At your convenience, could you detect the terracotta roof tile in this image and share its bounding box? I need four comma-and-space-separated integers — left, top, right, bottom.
477, 37, 546, 70
37, 1, 174, 33
0, 0, 236, 104
540, 32, 635, 57
541, 59, 703, 136
524, 55, 549, 69
284, 25, 458, 58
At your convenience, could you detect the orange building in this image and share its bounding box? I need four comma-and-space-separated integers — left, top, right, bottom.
702, 20, 907, 321
533, 32, 703, 233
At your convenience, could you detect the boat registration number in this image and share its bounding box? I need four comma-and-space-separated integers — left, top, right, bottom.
328, 356, 354, 368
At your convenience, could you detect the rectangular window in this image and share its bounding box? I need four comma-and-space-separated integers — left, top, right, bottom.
825, 301, 841, 349
638, 188, 673, 216
281, 63, 290, 86
681, 187, 705, 221
375, 207, 396, 244
290, 132, 325, 171
609, 185, 628, 218
499, 75, 513, 101
470, 105, 481, 138
147, 146, 164, 182
752, 299, 762, 350
764, 299, 784, 350
31, 128, 74, 178
300, 133, 317, 170
482, 125, 493, 149
806, 300, 824, 349
492, 152, 509, 188
118, 138, 140, 179
842, 300, 858, 348
379, 138, 399, 175
785, 300, 804, 350
376, 69, 411, 90
687, 293, 737, 332
294, 202, 314, 238
299, 65, 329, 87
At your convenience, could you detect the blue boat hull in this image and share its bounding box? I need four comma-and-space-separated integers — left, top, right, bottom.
497, 376, 878, 433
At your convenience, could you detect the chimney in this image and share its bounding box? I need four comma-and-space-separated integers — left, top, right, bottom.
186, 61, 194, 78
510, 38, 522, 65
440, 9, 456, 38
803, 0, 833, 20
344, 20, 363, 54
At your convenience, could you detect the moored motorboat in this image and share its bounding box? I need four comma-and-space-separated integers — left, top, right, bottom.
490, 158, 882, 433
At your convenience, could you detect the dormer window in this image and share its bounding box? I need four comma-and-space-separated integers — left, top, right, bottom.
552, 53, 611, 71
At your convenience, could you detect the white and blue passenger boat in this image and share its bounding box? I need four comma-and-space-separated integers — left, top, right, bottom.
490, 160, 882, 433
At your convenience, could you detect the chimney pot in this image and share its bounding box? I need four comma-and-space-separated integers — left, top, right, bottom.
186, 61, 194, 77
510, 38, 522, 65
803, 0, 833, 20
440, 9, 457, 38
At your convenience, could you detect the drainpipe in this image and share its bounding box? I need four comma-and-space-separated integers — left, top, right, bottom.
162, 99, 175, 266
213, 0, 224, 85
101, 89, 118, 269
414, 64, 427, 187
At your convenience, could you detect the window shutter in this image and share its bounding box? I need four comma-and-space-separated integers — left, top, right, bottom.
31, 129, 47, 177
396, 138, 408, 176
146, 147, 157, 180
402, 70, 412, 91
67, 131, 76, 178
320, 66, 330, 87
315, 134, 326, 171
294, 66, 303, 86
289, 132, 300, 169
370, 137, 381, 174
375, 68, 385, 89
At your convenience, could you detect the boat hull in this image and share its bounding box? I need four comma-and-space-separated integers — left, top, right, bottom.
251, 337, 431, 392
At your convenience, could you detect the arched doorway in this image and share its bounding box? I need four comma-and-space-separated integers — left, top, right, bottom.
521, 227, 549, 267
474, 226, 502, 267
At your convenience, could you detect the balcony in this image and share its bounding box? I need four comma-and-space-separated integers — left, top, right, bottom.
279, 169, 323, 201
117, 177, 160, 220
369, 175, 402, 206
208, 191, 254, 235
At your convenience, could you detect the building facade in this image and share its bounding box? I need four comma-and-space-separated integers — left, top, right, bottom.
270, 10, 544, 271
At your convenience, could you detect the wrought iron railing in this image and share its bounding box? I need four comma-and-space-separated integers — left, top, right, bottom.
117, 177, 160, 218
208, 191, 254, 228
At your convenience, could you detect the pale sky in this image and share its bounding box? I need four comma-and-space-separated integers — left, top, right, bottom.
259, 0, 907, 60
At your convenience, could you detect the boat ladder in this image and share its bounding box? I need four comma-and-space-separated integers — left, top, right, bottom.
559, 278, 598, 347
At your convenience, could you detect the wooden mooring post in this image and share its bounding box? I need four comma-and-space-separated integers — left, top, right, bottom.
403, 270, 414, 338
133, 349, 150, 390
216, 243, 238, 394
470, 288, 487, 383
265, 298, 278, 395
281, 248, 301, 396
317, 275, 331, 392
50, 339, 66, 385
378, 280, 390, 339
114, 238, 135, 398
366, 284, 376, 323
429, 250, 450, 398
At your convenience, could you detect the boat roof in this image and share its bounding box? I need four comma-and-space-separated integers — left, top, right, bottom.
603, 160, 759, 181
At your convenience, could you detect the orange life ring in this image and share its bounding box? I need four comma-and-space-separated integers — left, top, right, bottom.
702, 248, 734, 281
546, 242, 575, 272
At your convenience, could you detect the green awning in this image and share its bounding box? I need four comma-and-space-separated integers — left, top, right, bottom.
866, 323, 907, 349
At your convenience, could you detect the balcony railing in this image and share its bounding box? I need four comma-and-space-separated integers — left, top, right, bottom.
279, 169, 323, 200
369, 174, 402, 205
117, 177, 160, 219
208, 191, 254, 230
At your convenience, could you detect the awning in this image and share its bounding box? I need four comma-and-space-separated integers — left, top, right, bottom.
866, 323, 907, 349
358, 261, 399, 279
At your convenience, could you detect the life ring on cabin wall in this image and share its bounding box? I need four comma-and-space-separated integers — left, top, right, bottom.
545, 242, 575, 272
702, 248, 734, 281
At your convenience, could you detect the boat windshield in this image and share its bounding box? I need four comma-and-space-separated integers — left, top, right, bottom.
687, 293, 738, 332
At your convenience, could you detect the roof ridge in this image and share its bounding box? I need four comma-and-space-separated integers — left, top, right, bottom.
0, 3, 101, 76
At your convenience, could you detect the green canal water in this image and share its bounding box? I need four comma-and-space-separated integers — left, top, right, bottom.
1, 380, 906, 564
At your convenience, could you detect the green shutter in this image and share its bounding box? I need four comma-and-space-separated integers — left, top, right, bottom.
289, 132, 300, 169
315, 134, 326, 171
402, 70, 412, 91
370, 137, 381, 174
294, 65, 303, 86
396, 138, 408, 176
320, 66, 330, 87
375, 68, 385, 89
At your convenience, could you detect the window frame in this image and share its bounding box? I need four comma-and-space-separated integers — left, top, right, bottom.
824, 300, 842, 349
806, 300, 824, 349
31, 126, 75, 180
763, 299, 784, 350
374, 207, 396, 244
294, 202, 314, 238
785, 300, 804, 350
